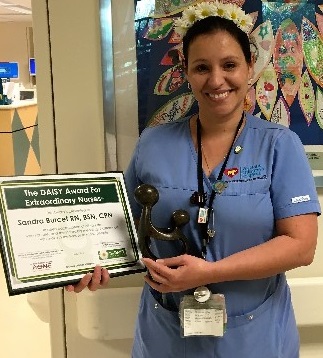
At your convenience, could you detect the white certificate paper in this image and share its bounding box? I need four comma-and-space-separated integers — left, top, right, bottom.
0, 172, 144, 295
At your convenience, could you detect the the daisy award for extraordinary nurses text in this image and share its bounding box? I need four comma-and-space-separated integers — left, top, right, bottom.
0, 172, 144, 296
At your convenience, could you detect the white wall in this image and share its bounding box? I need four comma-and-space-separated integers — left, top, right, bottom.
44, 0, 106, 174
0, 256, 51, 358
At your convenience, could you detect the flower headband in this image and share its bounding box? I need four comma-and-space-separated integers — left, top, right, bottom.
173, 1, 253, 38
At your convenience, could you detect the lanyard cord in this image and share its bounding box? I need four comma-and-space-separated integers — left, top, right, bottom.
196, 113, 244, 258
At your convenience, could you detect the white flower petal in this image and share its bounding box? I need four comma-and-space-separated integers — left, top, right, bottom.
175, 1, 253, 37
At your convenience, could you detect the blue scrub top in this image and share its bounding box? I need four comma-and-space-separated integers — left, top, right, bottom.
125, 114, 320, 358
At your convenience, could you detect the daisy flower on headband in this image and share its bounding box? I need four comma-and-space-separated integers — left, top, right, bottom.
182, 5, 199, 24
237, 12, 254, 32
173, 1, 253, 38
212, 1, 228, 18
226, 3, 240, 21
195, 2, 217, 19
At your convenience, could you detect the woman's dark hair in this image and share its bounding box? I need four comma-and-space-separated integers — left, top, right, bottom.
182, 16, 252, 67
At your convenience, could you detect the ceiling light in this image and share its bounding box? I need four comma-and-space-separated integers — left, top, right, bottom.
5, 6, 32, 14
0, 2, 31, 14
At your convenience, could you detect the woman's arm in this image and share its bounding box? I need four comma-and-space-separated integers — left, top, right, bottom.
209, 212, 318, 282
142, 212, 318, 292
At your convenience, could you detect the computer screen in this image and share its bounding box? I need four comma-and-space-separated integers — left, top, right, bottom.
29, 58, 36, 76
0, 62, 19, 79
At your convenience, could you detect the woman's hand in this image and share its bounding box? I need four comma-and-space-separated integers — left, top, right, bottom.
65, 265, 110, 293
142, 254, 214, 293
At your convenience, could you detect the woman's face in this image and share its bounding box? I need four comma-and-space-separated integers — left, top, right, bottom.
185, 30, 253, 121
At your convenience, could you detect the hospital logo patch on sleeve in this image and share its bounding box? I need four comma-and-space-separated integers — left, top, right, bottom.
291, 195, 311, 204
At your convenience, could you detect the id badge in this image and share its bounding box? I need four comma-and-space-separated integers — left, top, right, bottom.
198, 207, 208, 223
179, 286, 227, 337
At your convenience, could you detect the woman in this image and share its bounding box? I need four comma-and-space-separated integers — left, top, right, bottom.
67, 2, 320, 357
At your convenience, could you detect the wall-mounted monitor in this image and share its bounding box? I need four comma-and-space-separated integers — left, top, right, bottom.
0, 62, 19, 79
29, 58, 36, 76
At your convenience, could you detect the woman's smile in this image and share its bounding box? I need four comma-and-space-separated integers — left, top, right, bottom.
206, 90, 232, 100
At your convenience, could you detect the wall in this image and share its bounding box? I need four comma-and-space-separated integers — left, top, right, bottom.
43, 0, 106, 175
111, 0, 139, 170
0, 256, 52, 358
0, 21, 33, 87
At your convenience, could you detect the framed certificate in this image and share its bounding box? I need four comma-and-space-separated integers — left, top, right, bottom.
0, 172, 144, 296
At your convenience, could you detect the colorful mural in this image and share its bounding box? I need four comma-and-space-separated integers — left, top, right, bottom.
135, 0, 323, 145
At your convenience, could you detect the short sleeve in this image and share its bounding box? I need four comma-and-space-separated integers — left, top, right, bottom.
124, 140, 143, 220
270, 130, 321, 219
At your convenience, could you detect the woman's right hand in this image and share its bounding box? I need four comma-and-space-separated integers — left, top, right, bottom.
65, 265, 110, 293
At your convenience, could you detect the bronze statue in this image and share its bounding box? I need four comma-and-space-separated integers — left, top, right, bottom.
134, 184, 190, 260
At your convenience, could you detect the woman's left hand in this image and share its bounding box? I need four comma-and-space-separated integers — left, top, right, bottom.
141, 254, 214, 293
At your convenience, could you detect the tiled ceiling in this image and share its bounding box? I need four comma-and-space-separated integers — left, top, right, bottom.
0, 0, 32, 22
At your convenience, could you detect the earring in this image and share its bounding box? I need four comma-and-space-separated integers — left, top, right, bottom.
187, 82, 191, 90
248, 78, 253, 86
